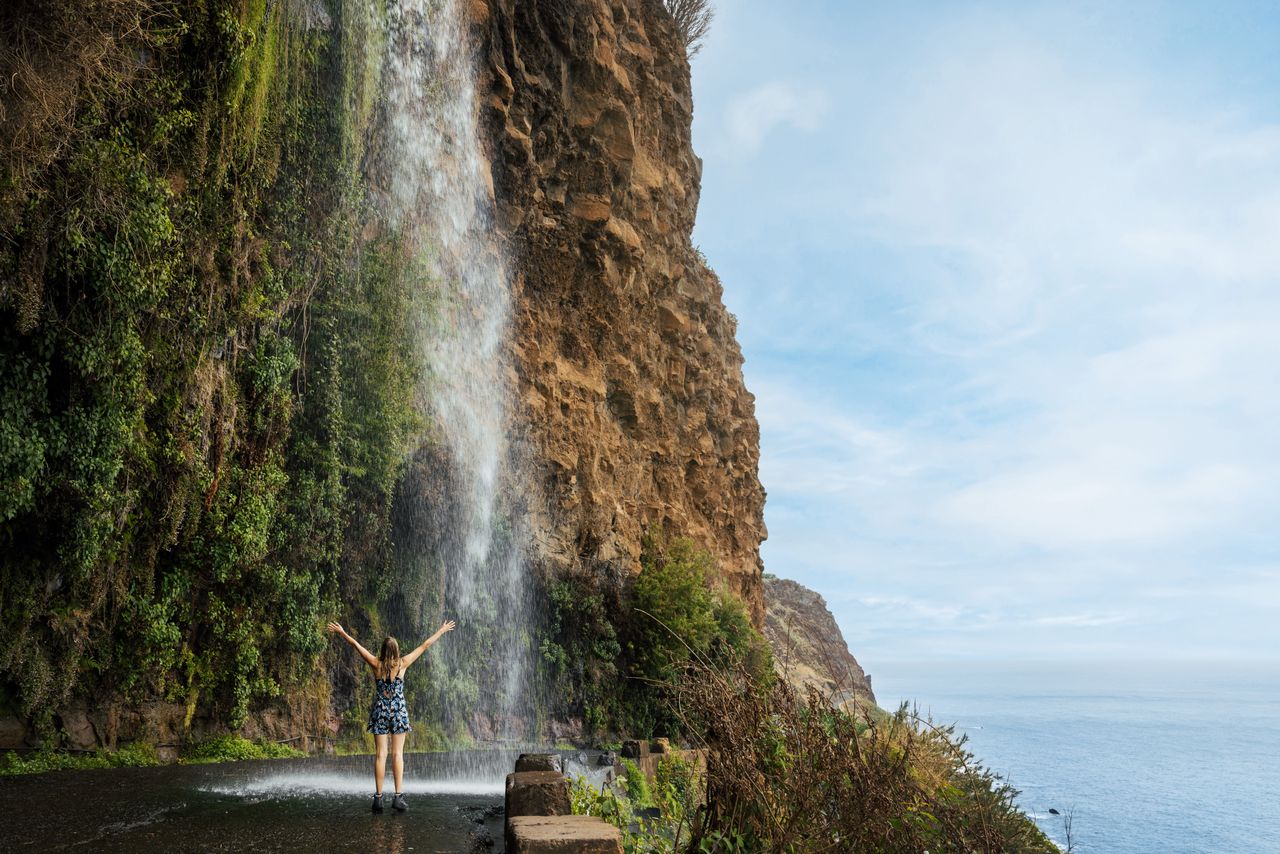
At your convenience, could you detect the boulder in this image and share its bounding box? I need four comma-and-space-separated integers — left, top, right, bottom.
0, 717, 28, 750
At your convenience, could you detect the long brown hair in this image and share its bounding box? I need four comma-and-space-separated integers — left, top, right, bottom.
377, 636, 401, 680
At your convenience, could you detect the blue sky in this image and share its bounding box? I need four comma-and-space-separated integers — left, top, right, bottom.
687, 1, 1280, 663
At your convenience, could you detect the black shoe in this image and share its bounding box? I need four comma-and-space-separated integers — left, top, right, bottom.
392, 793, 408, 812
372, 794, 384, 814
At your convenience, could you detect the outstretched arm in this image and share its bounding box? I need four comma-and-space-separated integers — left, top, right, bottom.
327, 622, 378, 671
401, 620, 457, 669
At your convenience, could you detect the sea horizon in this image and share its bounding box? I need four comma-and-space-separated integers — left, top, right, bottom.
869, 658, 1280, 853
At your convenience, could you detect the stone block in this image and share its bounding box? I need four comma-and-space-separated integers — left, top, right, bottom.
505, 771, 571, 818
506, 815, 623, 853
516, 753, 563, 773
650, 737, 670, 754
620, 739, 648, 760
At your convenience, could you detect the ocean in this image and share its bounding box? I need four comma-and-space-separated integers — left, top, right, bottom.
870, 660, 1280, 854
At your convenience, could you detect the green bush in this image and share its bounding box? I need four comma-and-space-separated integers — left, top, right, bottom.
534, 533, 772, 740
0, 742, 159, 776
620, 756, 652, 807
180, 734, 304, 764
654, 753, 696, 814
632, 534, 770, 681
621, 533, 772, 736
570, 761, 703, 854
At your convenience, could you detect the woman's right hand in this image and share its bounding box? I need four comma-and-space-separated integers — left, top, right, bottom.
326, 621, 344, 635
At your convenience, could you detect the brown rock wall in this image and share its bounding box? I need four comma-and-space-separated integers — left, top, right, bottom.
476, 0, 767, 621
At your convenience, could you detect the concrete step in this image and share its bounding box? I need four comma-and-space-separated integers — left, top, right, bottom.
506, 815, 623, 853
505, 770, 571, 818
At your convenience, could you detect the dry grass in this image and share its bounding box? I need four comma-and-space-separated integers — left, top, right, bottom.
668, 658, 1058, 853
0, 0, 159, 207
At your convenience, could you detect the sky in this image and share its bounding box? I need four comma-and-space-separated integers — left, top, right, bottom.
686, 0, 1280, 664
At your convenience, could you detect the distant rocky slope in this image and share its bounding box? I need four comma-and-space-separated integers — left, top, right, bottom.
477, 0, 767, 622
764, 575, 876, 707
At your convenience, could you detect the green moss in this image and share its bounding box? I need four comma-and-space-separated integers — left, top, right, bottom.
0, 0, 420, 737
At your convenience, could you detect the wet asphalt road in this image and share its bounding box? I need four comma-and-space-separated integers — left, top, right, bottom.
0, 753, 510, 853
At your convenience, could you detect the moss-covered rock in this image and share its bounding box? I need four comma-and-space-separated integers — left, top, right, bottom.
0, 0, 418, 745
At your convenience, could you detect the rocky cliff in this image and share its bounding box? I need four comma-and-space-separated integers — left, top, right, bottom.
476, 0, 767, 622
0, 0, 766, 749
764, 575, 876, 707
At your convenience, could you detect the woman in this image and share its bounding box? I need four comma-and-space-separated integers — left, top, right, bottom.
327, 618, 457, 813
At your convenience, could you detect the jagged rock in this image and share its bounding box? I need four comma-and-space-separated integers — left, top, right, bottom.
478, 0, 767, 622
764, 575, 876, 707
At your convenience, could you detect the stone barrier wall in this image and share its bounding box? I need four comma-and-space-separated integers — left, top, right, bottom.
505, 754, 622, 853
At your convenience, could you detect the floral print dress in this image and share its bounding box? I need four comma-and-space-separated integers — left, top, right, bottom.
367, 673, 411, 735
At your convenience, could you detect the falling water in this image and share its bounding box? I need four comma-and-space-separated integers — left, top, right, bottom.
376, 0, 535, 741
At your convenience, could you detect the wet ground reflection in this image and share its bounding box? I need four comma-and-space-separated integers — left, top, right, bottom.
0, 753, 509, 852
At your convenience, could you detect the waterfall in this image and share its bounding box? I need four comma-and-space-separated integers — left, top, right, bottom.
376, 0, 535, 742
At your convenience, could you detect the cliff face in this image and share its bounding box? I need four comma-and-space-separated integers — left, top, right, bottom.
475, 0, 767, 622
0, 0, 767, 749
764, 576, 876, 707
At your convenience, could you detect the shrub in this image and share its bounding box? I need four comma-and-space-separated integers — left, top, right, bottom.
536, 534, 771, 740
180, 734, 304, 764
654, 753, 697, 814
620, 756, 652, 807
662, 0, 715, 59
570, 770, 700, 854
0, 742, 159, 776
671, 660, 1058, 854
632, 535, 769, 679
624, 533, 771, 736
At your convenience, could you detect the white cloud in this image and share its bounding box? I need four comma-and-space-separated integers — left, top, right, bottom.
694, 2, 1280, 660
1031, 613, 1129, 628
857, 595, 967, 625
723, 82, 829, 157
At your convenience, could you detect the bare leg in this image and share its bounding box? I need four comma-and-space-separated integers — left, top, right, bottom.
391, 732, 407, 793
374, 734, 388, 795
